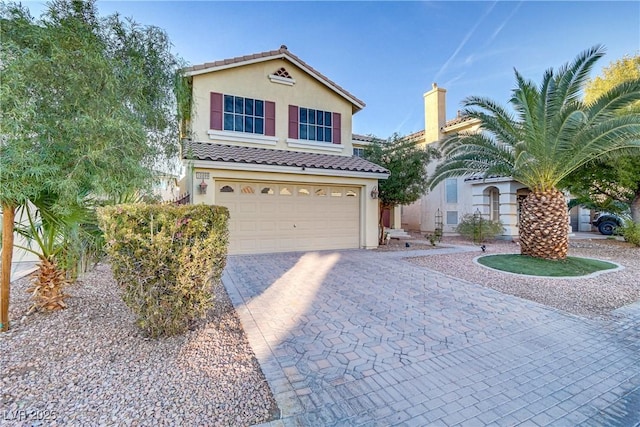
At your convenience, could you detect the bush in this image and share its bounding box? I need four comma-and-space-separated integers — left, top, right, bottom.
621, 220, 640, 247
456, 213, 504, 243
97, 204, 229, 338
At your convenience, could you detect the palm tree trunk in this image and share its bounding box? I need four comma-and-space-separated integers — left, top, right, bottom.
519, 188, 569, 260
1, 204, 15, 332
630, 185, 640, 224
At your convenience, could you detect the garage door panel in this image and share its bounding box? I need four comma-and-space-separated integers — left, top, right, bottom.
236, 220, 257, 232
217, 180, 360, 254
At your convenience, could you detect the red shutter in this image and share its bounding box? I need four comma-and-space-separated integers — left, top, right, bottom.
210, 92, 223, 130
288, 105, 299, 139
332, 112, 341, 144
265, 101, 276, 136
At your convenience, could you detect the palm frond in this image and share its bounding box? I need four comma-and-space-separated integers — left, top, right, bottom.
555, 45, 605, 106
586, 79, 640, 120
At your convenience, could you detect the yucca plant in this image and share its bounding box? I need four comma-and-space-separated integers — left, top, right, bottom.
429, 46, 640, 260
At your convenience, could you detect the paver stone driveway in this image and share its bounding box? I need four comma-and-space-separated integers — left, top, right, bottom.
223, 249, 640, 426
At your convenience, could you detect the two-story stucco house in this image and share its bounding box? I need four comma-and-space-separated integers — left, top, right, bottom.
402, 83, 530, 238
403, 83, 593, 238
180, 46, 389, 254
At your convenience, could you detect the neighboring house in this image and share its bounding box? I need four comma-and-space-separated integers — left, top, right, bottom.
179, 46, 389, 254
402, 83, 592, 238
152, 172, 180, 202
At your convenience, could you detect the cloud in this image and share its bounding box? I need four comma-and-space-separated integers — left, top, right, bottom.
485, 1, 523, 46
433, 1, 497, 83
442, 73, 465, 88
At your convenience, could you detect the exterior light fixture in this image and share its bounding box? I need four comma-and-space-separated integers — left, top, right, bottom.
198, 179, 208, 195
370, 186, 379, 199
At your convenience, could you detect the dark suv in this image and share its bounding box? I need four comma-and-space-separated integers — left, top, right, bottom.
592, 212, 624, 235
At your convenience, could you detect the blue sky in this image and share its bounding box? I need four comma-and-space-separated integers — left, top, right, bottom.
24, 1, 640, 138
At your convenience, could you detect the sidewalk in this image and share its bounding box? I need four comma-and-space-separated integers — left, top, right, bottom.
4, 260, 38, 283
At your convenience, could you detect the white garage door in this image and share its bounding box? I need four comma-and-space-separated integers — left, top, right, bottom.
216, 181, 360, 254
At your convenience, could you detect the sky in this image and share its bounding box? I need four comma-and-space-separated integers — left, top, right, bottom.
22, 1, 640, 139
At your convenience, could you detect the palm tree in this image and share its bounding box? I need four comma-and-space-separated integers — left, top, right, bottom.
429, 46, 640, 260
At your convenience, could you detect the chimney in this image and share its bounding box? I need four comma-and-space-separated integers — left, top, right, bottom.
423, 83, 447, 145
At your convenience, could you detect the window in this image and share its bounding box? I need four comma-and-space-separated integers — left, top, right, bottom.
445, 179, 458, 203
315, 188, 327, 197
298, 188, 310, 196
241, 185, 255, 194
331, 188, 342, 197
261, 187, 274, 195
353, 147, 365, 158
223, 95, 265, 134
446, 211, 458, 225
346, 189, 357, 197
210, 92, 275, 137
279, 187, 292, 196
288, 106, 340, 145
299, 108, 332, 143
220, 185, 234, 193
490, 188, 500, 221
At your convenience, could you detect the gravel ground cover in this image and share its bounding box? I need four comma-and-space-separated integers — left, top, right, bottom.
409, 236, 640, 319
2, 235, 638, 425
1, 264, 278, 426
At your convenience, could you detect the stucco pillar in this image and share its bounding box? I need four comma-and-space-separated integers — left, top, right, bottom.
499, 191, 519, 238
392, 206, 402, 229
363, 182, 380, 249
472, 191, 489, 216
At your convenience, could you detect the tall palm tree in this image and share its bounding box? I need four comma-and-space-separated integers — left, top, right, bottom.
429, 46, 640, 260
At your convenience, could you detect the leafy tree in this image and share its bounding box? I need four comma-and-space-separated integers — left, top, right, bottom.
562, 54, 640, 222
429, 46, 640, 260
585, 55, 640, 112
364, 134, 438, 244
0, 0, 185, 331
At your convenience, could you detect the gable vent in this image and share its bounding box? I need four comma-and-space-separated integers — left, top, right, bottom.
269, 67, 296, 86
274, 67, 292, 78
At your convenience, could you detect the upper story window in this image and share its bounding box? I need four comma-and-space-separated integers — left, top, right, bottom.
288, 105, 341, 146
224, 95, 264, 134
353, 147, 365, 158
445, 178, 458, 204
299, 108, 333, 143
209, 92, 275, 137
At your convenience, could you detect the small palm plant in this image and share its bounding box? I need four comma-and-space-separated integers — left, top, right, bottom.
15, 203, 70, 312
429, 46, 640, 260
14, 195, 102, 313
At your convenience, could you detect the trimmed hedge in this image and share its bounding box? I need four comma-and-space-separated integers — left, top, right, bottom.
97, 204, 229, 338
456, 213, 504, 243
622, 221, 640, 247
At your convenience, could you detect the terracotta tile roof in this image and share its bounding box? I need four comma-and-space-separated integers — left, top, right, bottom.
444, 114, 479, 129
183, 141, 389, 176
183, 45, 365, 111
352, 133, 375, 143
404, 130, 425, 142
464, 175, 507, 182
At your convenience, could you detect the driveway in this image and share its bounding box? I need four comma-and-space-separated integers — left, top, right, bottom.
222, 248, 640, 426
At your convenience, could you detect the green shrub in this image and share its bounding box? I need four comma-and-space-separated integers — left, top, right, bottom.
621, 220, 640, 247
97, 204, 229, 338
456, 213, 504, 243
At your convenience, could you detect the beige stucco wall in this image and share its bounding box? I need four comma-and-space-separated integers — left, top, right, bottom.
187, 164, 380, 250
403, 83, 522, 237
190, 59, 355, 156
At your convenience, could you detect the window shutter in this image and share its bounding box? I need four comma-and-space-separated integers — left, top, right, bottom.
288, 105, 299, 139
332, 112, 341, 144
265, 101, 276, 136
210, 92, 223, 130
